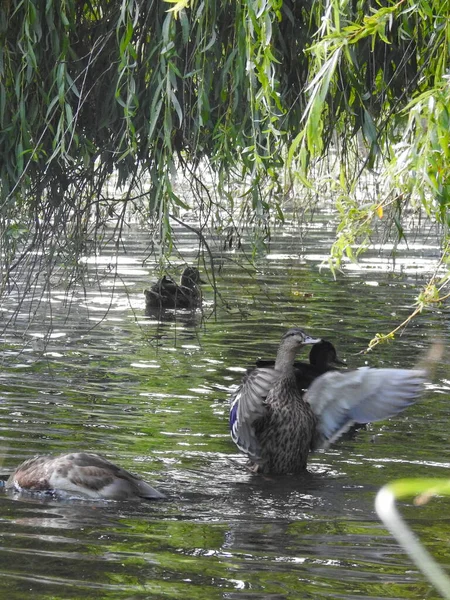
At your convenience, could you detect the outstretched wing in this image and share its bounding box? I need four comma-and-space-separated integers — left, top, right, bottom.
230, 368, 281, 461
305, 367, 427, 449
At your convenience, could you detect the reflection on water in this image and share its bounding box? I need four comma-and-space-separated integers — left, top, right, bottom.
0, 221, 448, 599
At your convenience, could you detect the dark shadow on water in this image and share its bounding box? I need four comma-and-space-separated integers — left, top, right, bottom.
144, 305, 205, 328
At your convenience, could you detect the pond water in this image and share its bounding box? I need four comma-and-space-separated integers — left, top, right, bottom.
0, 213, 448, 599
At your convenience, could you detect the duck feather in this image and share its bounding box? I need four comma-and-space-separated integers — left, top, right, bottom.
6, 452, 165, 500
230, 368, 282, 461
307, 367, 427, 449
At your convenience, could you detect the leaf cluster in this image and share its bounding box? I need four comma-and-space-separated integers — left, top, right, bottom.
0, 0, 448, 305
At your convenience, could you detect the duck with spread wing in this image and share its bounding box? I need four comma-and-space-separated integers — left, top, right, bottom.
230, 328, 439, 474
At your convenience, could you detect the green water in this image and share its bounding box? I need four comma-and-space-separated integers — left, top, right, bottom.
0, 223, 448, 599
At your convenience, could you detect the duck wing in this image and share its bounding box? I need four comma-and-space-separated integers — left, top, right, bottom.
305, 367, 427, 449
62, 453, 165, 500
145, 276, 181, 308
65, 453, 166, 500
153, 276, 178, 294
230, 368, 281, 461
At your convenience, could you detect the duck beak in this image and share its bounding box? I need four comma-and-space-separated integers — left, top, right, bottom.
332, 356, 346, 367
304, 336, 322, 345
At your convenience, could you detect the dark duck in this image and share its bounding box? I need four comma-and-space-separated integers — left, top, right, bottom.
6, 452, 165, 500
144, 266, 204, 310
255, 339, 345, 390
230, 328, 438, 474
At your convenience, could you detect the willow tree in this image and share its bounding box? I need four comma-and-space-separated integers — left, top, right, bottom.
0, 0, 449, 330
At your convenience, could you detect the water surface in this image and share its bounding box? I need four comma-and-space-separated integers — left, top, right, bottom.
0, 218, 448, 599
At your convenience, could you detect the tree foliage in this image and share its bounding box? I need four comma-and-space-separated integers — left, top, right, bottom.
0, 0, 449, 311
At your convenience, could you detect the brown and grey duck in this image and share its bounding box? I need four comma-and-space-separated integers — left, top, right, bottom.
230, 328, 434, 474
5, 452, 165, 500
144, 266, 204, 310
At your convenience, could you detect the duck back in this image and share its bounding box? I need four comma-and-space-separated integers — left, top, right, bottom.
6, 452, 165, 500
144, 267, 203, 309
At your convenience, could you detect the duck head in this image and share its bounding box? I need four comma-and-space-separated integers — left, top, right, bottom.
181, 267, 205, 287
309, 340, 346, 368
275, 328, 321, 370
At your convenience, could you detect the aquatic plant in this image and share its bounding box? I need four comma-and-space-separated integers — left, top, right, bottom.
376, 478, 450, 599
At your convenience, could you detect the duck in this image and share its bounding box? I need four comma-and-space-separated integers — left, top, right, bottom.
255, 340, 345, 390
144, 266, 205, 310
229, 328, 437, 474
5, 452, 166, 500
